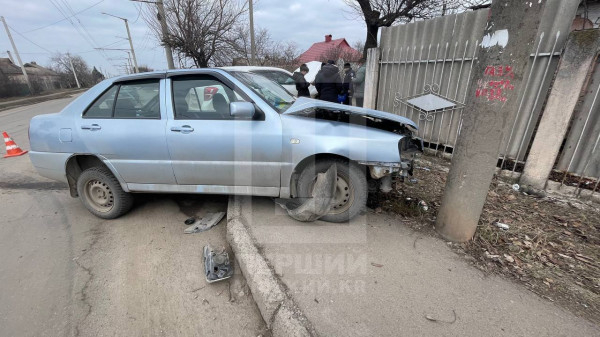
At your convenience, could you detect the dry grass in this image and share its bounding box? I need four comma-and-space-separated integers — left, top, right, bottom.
369, 154, 600, 324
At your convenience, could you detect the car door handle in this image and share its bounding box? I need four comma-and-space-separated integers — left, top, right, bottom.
170, 125, 194, 134
81, 124, 101, 131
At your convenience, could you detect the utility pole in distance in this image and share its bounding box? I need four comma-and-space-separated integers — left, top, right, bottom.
1, 16, 33, 94
435, 0, 553, 242
68, 54, 81, 88
6, 50, 14, 63
102, 12, 139, 73
130, 0, 175, 69
249, 0, 256, 65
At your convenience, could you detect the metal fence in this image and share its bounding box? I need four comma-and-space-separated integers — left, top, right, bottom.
376, 0, 576, 169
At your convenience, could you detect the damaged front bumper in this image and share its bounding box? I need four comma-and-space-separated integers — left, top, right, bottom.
359, 160, 415, 180
360, 136, 423, 192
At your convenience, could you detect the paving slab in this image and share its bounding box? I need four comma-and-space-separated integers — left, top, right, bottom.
234, 196, 599, 337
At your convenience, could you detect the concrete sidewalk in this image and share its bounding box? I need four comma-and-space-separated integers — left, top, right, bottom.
228, 196, 599, 337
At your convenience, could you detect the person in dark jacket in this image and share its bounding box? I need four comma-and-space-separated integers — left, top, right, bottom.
341, 63, 355, 105
292, 64, 311, 98
352, 58, 366, 107
315, 60, 342, 103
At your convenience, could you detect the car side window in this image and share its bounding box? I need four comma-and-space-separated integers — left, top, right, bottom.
84, 80, 161, 119
84, 85, 119, 118
114, 81, 160, 119
257, 71, 294, 86
172, 76, 247, 120
280, 73, 295, 85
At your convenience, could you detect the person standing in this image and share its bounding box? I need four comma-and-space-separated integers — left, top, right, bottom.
293, 64, 311, 98
341, 63, 355, 105
315, 60, 342, 103
352, 58, 366, 107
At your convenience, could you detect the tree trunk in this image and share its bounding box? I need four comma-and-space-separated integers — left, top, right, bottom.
363, 24, 379, 59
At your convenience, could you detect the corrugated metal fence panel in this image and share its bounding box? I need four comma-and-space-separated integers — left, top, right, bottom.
499, 0, 575, 163
377, 10, 487, 146
556, 56, 600, 179
376, 0, 576, 162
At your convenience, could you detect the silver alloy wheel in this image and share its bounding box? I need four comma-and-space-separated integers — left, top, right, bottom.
84, 180, 114, 213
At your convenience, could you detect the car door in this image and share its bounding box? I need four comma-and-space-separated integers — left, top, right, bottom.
165, 73, 282, 193
76, 78, 176, 184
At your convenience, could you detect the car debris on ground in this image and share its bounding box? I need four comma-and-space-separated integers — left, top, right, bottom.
275, 164, 337, 222
492, 220, 510, 231
203, 245, 233, 283
184, 212, 226, 234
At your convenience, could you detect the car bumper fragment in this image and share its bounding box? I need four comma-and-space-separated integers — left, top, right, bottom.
359, 160, 413, 179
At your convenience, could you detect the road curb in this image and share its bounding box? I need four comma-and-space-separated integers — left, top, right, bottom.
226, 196, 317, 337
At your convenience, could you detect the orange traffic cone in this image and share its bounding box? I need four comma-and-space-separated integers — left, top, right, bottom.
3, 132, 28, 158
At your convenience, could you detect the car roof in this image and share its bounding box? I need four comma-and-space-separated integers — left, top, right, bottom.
107, 66, 295, 84
108, 68, 235, 83
219, 66, 292, 75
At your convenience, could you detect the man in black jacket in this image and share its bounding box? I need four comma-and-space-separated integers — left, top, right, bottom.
315, 60, 342, 103
292, 64, 311, 98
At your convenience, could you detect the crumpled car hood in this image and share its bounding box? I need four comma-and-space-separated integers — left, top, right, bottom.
283, 97, 418, 130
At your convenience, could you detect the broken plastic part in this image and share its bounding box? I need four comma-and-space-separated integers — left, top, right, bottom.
203, 245, 233, 283
184, 212, 225, 234
275, 164, 337, 222
380, 175, 392, 193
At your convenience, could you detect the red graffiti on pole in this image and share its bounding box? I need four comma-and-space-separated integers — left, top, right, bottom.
475, 65, 516, 102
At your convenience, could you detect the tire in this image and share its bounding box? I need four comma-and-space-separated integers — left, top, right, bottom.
296, 159, 367, 223
76, 166, 134, 219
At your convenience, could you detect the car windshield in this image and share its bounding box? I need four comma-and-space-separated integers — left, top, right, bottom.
229, 71, 295, 113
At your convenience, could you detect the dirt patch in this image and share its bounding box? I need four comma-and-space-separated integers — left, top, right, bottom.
368, 154, 600, 324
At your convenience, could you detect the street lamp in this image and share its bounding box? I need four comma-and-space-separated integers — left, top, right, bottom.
101, 12, 139, 73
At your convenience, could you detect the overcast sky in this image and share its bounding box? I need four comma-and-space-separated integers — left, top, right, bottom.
0, 0, 366, 76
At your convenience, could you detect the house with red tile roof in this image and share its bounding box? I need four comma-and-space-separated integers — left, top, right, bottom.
297, 35, 362, 64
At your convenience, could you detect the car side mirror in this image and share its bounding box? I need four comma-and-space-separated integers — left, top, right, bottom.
230, 102, 255, 118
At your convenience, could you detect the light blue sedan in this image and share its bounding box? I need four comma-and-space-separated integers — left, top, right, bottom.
29, 69, 422, 222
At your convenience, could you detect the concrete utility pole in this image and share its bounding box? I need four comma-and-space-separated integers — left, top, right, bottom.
157, 1, 175, 69
249, 0, 256, 65
102, 13, 139, 73
129, 0, 174, 69
68, 54, 81, 89
435, 0, 549, 242
1, 16, 33, 94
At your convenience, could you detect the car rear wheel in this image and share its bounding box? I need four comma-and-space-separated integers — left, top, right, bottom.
297, 159, 367, 223
77, 167, 134, 219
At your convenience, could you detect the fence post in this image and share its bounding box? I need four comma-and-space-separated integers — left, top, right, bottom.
520, 30, 600, 190
363, 47, 381, 109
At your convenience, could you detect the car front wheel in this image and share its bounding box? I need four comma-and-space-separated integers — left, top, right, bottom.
296, 159, 367, 223
76, 167, 134, 219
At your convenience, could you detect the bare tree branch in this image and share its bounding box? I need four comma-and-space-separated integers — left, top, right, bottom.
344, 0, 490, 57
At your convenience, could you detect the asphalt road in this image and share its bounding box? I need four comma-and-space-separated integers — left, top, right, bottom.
0, 96, 267, 337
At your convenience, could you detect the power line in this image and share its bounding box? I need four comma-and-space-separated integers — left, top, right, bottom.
22, 0, 105, 33
46, 0, 111, 63
131, 2, 143, 23
7, 25, 53, 53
